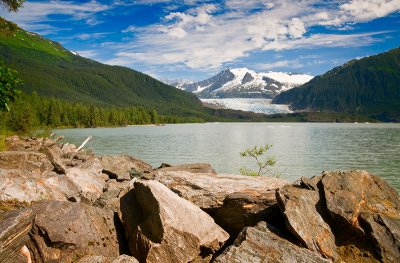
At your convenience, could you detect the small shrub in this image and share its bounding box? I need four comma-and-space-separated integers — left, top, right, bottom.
239, 144, 283, 177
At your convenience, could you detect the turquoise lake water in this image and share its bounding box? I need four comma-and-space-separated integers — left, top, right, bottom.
55, 122, 400, 191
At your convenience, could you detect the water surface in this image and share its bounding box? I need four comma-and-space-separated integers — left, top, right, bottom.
55, 123, 400, 191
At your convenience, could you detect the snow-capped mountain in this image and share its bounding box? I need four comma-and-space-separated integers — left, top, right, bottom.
174, 68, 314, 99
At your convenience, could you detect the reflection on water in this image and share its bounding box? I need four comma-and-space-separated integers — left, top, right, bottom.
55, 122, 400, 191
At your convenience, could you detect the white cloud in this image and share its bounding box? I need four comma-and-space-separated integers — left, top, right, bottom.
113, 0, 397, 70
76, 32, 109, 40
3, 0, 398, 74
0, 0, 108, 33
340, 0, 400, 22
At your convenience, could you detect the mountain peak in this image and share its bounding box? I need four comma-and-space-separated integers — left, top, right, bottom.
172, 67, 314, 99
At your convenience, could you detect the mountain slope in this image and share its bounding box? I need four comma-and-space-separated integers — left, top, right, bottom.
0, 21, 205, 117
273, 48, 400, 121
175, 68, 313, 99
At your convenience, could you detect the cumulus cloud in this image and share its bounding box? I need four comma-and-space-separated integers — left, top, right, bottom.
113, 0, 398, 70
340, 0, 400, 22
3, 0, 398, 73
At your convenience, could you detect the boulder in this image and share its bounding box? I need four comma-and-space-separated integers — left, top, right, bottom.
0, 169, 80, 204
101, 155, 152, 181
119, 180, 229, 263
321, 170, 400, 262
27, 201, 120, 263
94, 180, 132, 212
39, 145, 67, 174
276, 184, 338, 261
214, 222, 330, 263
76, 255, 139, 263
153, 165, 287, 211
65, 157, 106, 203
213, 190, 280, 237
4, 135, 31, 151
0, 208, 34, 263
0, 151, 53, 174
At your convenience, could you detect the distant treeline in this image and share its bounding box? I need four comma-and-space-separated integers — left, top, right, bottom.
0, 92, 204, 134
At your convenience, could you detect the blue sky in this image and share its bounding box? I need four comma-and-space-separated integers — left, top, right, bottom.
1, 0, 400, 81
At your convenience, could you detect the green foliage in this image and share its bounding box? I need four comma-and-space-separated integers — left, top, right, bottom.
0, 63, 22, 111
0, 0, 24, 12
239, 144, 281, 177
0, 92, 208, 135
273, 47, 400, 122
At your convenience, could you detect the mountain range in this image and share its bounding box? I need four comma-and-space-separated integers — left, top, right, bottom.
273, 47, 400, 121
171, 68, 313, 99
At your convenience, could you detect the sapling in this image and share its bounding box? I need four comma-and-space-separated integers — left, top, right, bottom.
239, 144, 283, 177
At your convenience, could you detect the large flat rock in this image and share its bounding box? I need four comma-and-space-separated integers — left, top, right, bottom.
0, 151, 53, 174
153, 165, 287, 211
119, 180, 229, 263
0, 169, 80, 204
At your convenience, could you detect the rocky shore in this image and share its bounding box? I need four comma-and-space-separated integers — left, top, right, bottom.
0, 136, 399, 263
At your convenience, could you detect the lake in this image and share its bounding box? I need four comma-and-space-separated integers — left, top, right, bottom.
55, 122, 400, 191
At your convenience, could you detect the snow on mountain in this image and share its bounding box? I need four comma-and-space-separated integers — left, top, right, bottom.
261, 72, 314, 89
173, 68, 313, 99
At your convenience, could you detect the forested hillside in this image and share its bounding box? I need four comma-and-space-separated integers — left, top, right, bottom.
0, 20, 206, 118
273, 48, 400, 121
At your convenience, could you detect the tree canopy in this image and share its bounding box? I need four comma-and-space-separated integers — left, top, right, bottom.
0, 64, 22, 111
0, 0, 24, 12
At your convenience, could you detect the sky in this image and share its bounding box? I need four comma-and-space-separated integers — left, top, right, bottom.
1, 0, 400, 81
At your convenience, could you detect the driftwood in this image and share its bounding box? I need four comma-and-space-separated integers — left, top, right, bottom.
76, 136, 93, 152
44, 136, 64, 147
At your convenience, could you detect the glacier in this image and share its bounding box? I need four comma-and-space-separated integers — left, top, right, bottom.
201, 98, 292, 115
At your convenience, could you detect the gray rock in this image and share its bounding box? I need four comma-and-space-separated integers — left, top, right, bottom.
0, 151, 53, 174
276, 185, 338, 261
119, 180, 229, 263
214, 221, 330, 263
0, 169, 80, 204
39, 145, 67, 174
28, 201, 120, 263
153, 165, 287, 211
0, 208, 34, 263
101, 155, 152, 181
66, 157, 106, 203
